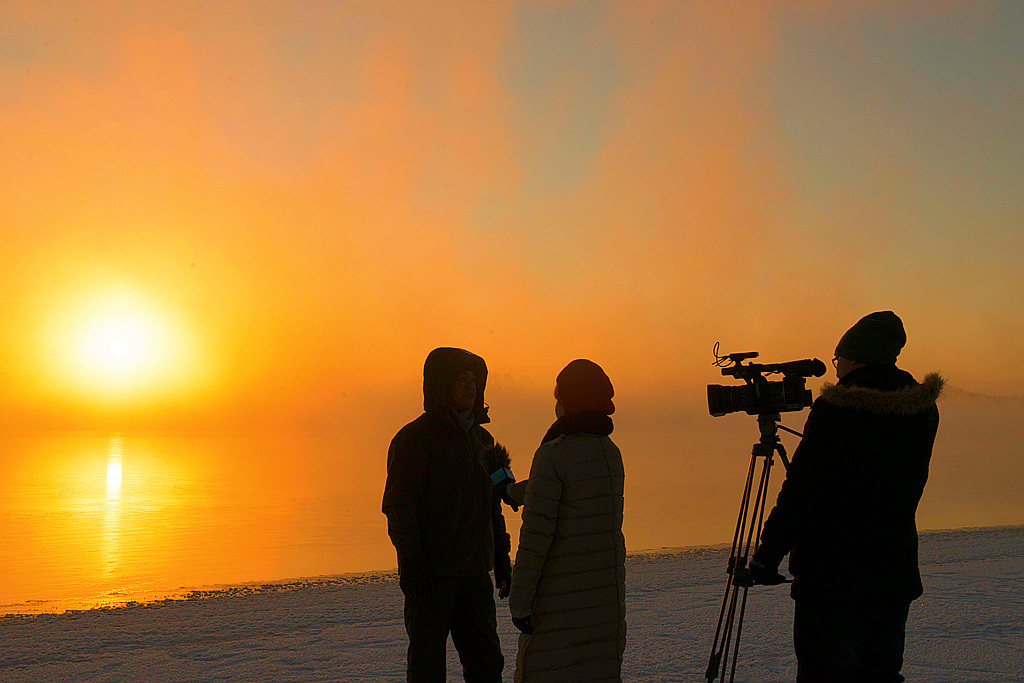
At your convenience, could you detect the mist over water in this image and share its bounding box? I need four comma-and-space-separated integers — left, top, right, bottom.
0, 387, 1019, 614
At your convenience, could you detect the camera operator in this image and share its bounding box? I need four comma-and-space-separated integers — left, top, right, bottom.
750, 311, 943, 683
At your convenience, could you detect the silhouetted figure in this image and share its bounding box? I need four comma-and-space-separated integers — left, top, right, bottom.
508, 359, 626, 683
383, 348, 511, 683
751, 311, 943, 683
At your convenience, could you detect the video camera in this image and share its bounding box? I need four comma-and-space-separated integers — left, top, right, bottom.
707, 344, 826, 417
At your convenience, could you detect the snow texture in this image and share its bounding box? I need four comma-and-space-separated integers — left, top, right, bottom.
0, 526, 1020, 682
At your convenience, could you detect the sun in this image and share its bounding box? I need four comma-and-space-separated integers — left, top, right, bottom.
72, 305, 171, 395
46, 287, 201, 402
82, 316, 156, 375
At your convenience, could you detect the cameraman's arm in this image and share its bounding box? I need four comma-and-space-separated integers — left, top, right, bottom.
757, 404, 834, 565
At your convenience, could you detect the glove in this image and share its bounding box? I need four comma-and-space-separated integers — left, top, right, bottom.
399, 558, 434, 602
494, 555, 512, 600
495, 479, 520, 511
749, 557, 788, 586
512, 614, 534, 635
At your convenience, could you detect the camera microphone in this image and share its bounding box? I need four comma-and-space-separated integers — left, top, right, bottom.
774, 358, 827, 378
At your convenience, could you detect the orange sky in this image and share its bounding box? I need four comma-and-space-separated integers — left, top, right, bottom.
1, 2, 1021, 535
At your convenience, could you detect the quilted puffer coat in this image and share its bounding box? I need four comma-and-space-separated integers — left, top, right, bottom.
509, 431, 626, 683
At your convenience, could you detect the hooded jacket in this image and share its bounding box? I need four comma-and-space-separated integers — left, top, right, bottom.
756, 365, 943, 603
382, 348, 510, 577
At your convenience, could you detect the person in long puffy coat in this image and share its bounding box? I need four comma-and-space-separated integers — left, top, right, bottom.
508, 359, 626, 683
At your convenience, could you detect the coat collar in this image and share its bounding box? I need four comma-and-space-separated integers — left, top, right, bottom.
819, 372, 944, 416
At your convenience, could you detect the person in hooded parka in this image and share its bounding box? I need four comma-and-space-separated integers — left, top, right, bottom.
382, 347, 512, 683
508, 359, 626, 683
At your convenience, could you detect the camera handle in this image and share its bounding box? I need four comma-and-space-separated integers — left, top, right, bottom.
705, 412, 793, 683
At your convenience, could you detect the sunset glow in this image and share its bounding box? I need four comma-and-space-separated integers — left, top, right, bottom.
0, 1, 1021, 609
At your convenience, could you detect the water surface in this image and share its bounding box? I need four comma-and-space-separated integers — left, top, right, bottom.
0, 432, 394, 613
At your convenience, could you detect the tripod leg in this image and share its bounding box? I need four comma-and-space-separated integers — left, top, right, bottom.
706, 451, 759, 682
728, 449, 777, 682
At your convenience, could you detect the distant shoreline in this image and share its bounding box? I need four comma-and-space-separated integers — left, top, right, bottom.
4, 524, 1020, 618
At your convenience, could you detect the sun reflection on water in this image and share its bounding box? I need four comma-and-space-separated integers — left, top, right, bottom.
103, 435, 123, 576
106, 436, 123, 500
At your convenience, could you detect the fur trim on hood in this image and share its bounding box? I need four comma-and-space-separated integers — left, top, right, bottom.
819, 372, 944, 416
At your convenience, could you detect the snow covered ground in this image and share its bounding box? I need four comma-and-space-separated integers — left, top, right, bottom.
1, 526, 1020, 682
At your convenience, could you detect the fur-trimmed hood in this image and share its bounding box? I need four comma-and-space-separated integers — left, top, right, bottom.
819, 372, 944, 416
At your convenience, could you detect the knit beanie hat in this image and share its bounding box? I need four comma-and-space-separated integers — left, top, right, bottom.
555, 359, 615, 415
834, 311, 907, 366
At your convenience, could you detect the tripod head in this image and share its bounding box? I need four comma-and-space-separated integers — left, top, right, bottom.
750, 413, 791, 471
753, 412, 804, 449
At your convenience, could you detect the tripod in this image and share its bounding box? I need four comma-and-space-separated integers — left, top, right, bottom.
705, 412, 799, 683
